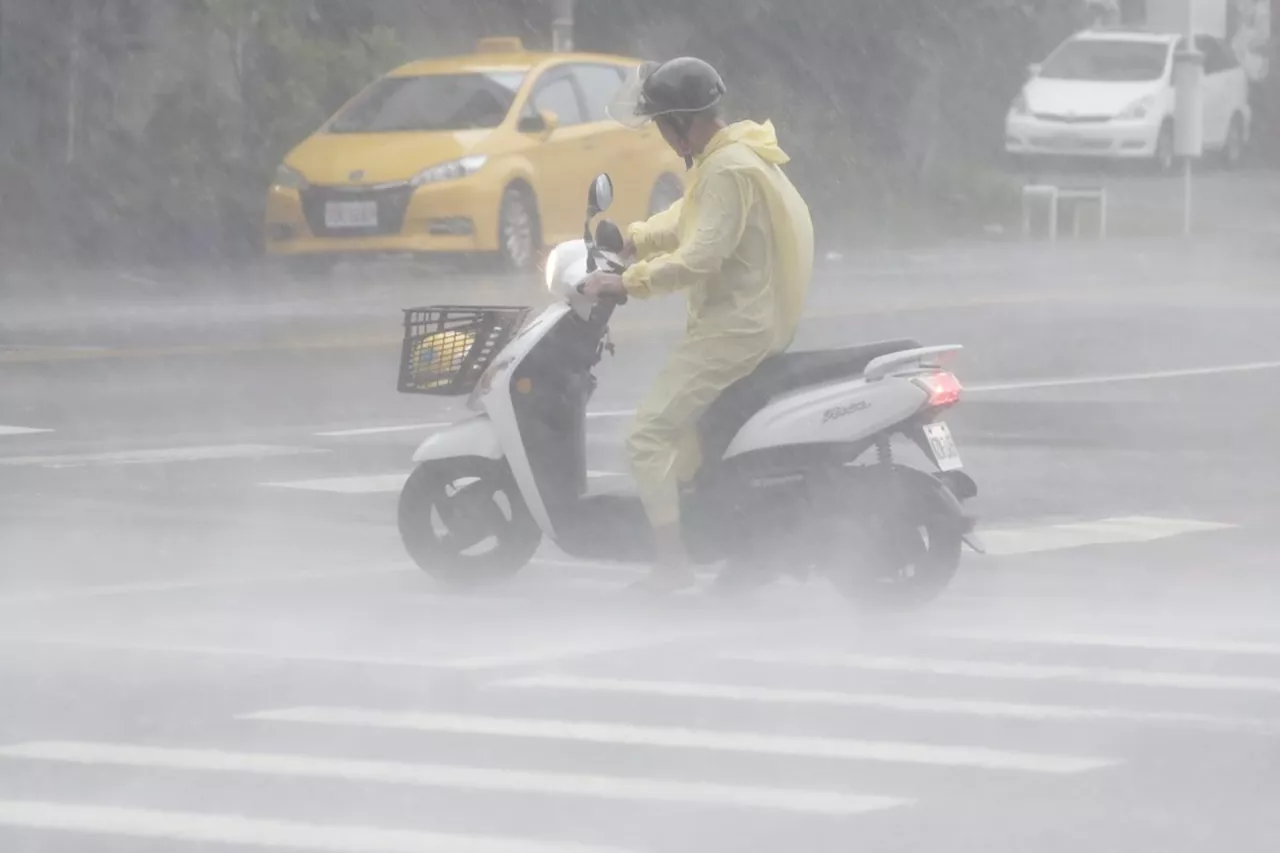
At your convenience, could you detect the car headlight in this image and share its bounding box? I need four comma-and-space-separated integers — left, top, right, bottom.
1118, 95, 1157, 120
410, 156, 488, 188
273, 164, 307, 190
1009, 94, 1030, 118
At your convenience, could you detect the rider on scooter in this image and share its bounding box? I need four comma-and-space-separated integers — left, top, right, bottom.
581, 57, 815, 593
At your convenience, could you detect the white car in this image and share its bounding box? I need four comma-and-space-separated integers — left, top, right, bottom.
1005, 28, 1252, 171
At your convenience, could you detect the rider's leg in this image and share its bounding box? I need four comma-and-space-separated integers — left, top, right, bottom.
627, 411, 702, 591
626, 339, 761, 591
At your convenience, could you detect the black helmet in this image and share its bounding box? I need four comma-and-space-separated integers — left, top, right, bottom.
608, 57, 726, 131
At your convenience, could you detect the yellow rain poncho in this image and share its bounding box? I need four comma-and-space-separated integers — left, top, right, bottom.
621, 119, 814, 529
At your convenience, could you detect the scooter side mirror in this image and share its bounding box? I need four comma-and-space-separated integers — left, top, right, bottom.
587, 173, 614, 216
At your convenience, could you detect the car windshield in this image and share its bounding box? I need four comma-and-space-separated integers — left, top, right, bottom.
328, 72, 526, 133
1039, 39, 1170, 82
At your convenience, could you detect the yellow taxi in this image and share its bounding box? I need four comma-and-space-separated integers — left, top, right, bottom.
265, 37, 686, 271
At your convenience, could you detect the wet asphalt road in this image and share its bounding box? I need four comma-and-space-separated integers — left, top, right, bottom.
3, 239, 1280, 852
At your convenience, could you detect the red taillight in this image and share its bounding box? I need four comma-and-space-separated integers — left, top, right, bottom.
915, 371, 963, 408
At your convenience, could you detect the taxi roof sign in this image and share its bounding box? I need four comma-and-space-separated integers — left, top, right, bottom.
475, 37, 525, 54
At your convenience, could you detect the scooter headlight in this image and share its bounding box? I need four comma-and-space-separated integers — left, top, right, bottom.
544, 246, 563, 292
467, 356, 512, 411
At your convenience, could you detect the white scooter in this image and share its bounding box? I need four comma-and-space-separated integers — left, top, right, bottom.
395, 173, 984, 608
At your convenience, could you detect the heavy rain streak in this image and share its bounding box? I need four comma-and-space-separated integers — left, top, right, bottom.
2, 0, 1279, 851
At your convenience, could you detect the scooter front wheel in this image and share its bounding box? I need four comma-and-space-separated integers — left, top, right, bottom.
397, 457, 541, 586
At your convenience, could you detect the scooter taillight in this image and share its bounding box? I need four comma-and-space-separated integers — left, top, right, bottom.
914, 371, 963, 408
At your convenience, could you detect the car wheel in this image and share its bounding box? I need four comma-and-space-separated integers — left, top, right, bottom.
498, 185, 539, 272
648, 173, 684, 216
1222, 113, 1245, 169
1153, 122, 1176, 174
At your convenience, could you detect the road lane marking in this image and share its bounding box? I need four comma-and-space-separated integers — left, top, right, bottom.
495, 675, 1276, 734
0, 800, 628, 853
0, 444, 327, 468
0, 625, 725, 671
264, 474, 410, 494
0, 565, 413, 606
315, 415, 633, 436
0, 425, 52, 436
0, 742, 907, 816
242, 708, 1117, 774
262, 471, 622, 494
0, 514, 1234, 608
0, 638, 513, 669
313, 359, 1280, 438
436, 628, 732, 670
0, 336, 403, 364
315, 423, 454, 437
717, 653, 1280, 694
0, 557, 626, 606
530, 516, 1233, 563
981, 516, 1235, 556
923, 630, 1280, 657
970, 360, 1280, 392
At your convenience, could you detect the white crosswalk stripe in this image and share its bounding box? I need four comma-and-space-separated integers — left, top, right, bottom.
979, 516, 1236, 555
240, 707, 1118, 773
0, 742, 906, 816
716, 652, 1280, 693
494, 674, 1277, 734
0, 801, 631, 853
922, 629, 1280, 656
3, 626, 1277, 851
0, 424, 52, 436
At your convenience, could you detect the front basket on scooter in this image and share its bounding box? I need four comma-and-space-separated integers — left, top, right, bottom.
397, 305, 531, 395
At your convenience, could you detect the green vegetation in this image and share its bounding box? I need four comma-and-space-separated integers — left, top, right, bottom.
0, 0, 1273, 265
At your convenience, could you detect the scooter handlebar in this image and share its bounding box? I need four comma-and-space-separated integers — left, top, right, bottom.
576, 277, 629, 305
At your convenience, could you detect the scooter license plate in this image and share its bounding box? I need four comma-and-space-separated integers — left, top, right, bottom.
923, 422, 963, 471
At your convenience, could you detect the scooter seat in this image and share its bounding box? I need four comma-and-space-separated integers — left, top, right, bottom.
699, 338, 921, 465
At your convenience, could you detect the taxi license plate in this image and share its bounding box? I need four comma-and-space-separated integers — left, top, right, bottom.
325, 201, 378, 229
923, 422, 962, 471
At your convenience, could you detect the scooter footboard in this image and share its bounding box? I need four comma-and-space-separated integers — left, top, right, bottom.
412, 415, 504, 463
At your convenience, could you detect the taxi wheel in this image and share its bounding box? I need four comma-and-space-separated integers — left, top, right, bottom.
498, 185, 540, 271
649, 173, 684, 216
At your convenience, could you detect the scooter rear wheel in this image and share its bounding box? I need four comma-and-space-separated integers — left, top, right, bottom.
397, 457, 541, 586
826, 467, 964, 611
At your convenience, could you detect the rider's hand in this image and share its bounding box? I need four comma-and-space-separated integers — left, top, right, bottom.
581, 270, 626, 299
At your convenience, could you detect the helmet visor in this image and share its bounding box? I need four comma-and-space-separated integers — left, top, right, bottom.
606, 61, 660, 129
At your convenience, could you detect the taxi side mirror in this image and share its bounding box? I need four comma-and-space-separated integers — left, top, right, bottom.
518, 109, 559, 137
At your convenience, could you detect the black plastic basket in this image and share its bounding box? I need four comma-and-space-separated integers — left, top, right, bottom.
397, 305, 532, 396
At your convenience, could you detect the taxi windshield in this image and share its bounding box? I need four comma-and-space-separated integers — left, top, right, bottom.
328, 71, 527, 133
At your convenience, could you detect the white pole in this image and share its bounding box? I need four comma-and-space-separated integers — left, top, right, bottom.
1183, 0, 1192, 237
551, 0, 574, 52
1172, 0, 1204, 239
65, 2, 80, 164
